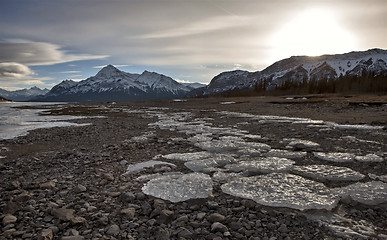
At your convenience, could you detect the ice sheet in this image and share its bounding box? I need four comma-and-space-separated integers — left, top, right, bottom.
225, 157, 295, 174
334, 181, 387, 205
291, 165, 365, 182
264, 149, 307, 159
355, 154, 384, 163
162, 151, 213, 161
124, 160, 176, 175
142, 172, 213, 203
314, 152, 355, 163
195, 140, 239, 153
286, 139, 320, 150
184, 154, 236, 172
221, 173, 339, 211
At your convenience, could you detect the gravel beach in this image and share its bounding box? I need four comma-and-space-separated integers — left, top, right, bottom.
1, 95, 386, 240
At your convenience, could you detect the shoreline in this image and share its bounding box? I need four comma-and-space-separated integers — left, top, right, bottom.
1, 96, 386, 239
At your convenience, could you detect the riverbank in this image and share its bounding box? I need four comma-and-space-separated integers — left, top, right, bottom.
1, 95, 386, 239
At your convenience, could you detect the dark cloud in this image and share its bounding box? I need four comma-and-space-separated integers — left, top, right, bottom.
0, 41, 108, 66
0, 62, 33, 78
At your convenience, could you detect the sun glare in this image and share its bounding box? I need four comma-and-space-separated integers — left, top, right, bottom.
267, 7, 357, 63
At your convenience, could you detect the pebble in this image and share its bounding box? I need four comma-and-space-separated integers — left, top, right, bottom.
106, 224, 120, 236
2, 214, 17, 225
208, 213, 226, 222
211, 222, 228, 233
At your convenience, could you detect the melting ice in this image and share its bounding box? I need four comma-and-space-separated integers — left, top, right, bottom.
142, 173, 213, 203
221, 173, 339, 211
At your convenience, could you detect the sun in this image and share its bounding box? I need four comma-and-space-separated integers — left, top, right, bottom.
266, 7, 358, 63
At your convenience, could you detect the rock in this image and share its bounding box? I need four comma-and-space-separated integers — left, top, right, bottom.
121, 192, 136, 202
106, 224, 120, 236
9, 180, 21, 190
241, 199, 256, 208
157, 210, 175, 224
61, 236, 84, 240
51, 208, 75, 221
278, 223, 289, 233
40, 181, 56, 189
211, 222, 228, 233
177, 227, 193, 238
207, 201, 219, 209
103, 173, 114, 181
4, 201, 22, 214
2, 214, 17, 225
74, 184, 87, 193
136, 192, 146, 200
155, 227, 170, 240
15, 191, 31, 202
208, 213, 226, 222
229, 221, 242, 231
153, 199, 167, 209
120, 208, 136, 219
120, 160, 128, 166
196, 212, 206, 221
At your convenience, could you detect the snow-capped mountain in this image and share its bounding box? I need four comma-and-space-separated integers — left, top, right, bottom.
32, 65, 192, 102
196, 48, 387, 96
0, 87, 49, 101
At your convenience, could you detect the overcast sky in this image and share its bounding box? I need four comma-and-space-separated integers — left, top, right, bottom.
0, 0, 386, 90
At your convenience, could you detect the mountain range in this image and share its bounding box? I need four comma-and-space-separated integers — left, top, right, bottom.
32, 65, 205, 102
191, 48, 387, 96
0, 87, 49, 101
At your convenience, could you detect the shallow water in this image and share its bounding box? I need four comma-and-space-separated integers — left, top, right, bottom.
0, 102, 88, 140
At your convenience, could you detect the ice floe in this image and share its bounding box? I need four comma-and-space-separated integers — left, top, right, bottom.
285, 139, 320, 151
334, 181, 387, 205
291, 165, 365, 182
142, 172, 213, 203
123, 160, 176, 175
355, 154, 384, 163
225, 157, 295, 174
221, 173, 339, 211
326, 122, 384, 130
162, 151, 214, 161
184, 154, 236, 172
194, 140, 239, 153
212, 171, 245, 182
313, 152, 355, 163
264, 149, 307, 159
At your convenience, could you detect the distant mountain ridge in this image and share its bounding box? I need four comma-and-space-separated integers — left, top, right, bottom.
33, 65, 202, 102
192, 48, 387, 96
0, 87, 49, 101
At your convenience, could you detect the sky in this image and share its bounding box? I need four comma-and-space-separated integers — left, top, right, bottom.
0, 0, 386, 90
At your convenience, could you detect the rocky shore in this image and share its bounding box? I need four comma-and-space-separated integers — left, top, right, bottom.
1, 95, 386, 240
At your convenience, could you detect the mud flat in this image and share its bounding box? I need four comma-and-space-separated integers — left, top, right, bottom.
1, 95, 386, 239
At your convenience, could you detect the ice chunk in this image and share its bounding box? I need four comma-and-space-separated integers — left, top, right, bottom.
124, 160, 176, 175
195, 140, 239, 153
355, 154, 384, 163
187, 134, 213, 143
326, 122, 383, 130
314, 152, 355, 163
235, 142, 271, 152
368, 174, 387, 183
212, 171, 245, 182
286, 139, 320, 151
184, 154, 236, 172
221, 173, 339, 211
225, 157, 295, 174
142, 172, 213, 203
162, 152, 213, 161
291, 165, 365, 182
334, 181, 387, 205
135, 172, 182, 182
264, 149, 307, 159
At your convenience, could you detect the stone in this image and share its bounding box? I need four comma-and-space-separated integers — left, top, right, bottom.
208, 213, 226, 222
278, 223, 289, 233
121, 192, 136, 202
157, 210, 175, 224
61, 236, 84, 240
177, 227, 193, 238
51, 208, 75, 221
120, 208, 136, 219
2, 214, 17, 225
74, 184, 87, 193
153, 199, 167, 209
211, 222, 228, 233
106, 224, 120, 236
207, 201, 219, 209
40, 181, 56, 189
155, 227, 170, 240
103, 173, 114, 181
15, 192, 31, 202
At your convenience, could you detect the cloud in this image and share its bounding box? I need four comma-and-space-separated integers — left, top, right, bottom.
139, 15, 254, 39
0, 40, 108, 66
0, 62, 34, 78
59, 71, 81, 74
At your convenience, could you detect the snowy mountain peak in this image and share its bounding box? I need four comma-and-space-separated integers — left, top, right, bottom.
95, 65, 125, 79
